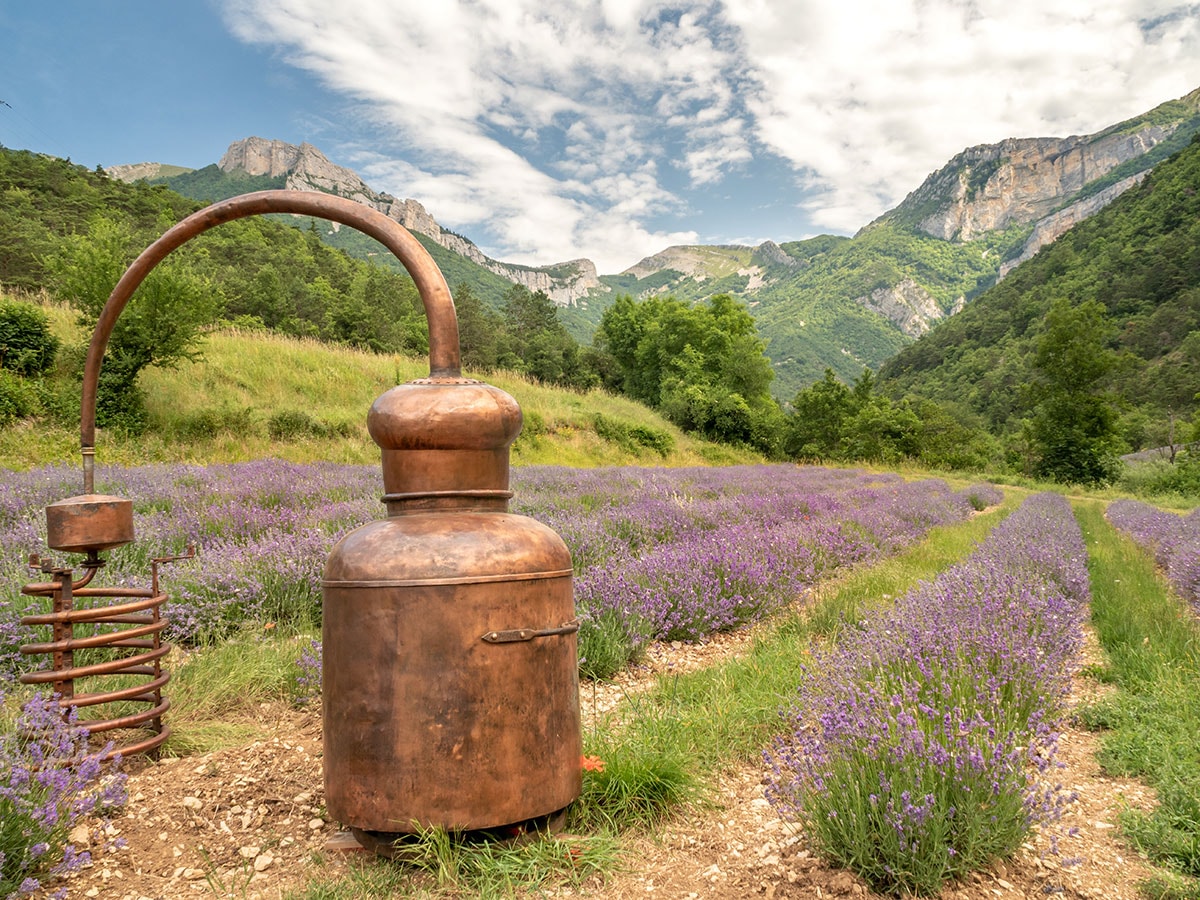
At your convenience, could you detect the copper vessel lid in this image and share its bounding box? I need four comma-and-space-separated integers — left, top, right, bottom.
368, 376, 523, 504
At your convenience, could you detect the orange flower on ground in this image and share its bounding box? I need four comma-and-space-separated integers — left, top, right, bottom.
580, 754, 605, 772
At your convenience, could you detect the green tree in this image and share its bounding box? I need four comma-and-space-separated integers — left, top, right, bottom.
499, 285, 596, 389
452, 282, 502, 371
1027, 297, 1124, 485
49, 215, 221, 431
785, 368, 855, 458
595, 293, 779, 450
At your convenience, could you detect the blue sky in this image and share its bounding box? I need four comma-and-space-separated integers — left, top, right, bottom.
3, 2, 1200, 273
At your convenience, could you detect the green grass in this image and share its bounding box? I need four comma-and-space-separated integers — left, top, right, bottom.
3, 298, 759, 470
291, 829, 620, 900
1074, 501, 1200, 897
160, 629, 316, 756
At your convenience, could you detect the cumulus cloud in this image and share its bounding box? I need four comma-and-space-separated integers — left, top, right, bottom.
221, 0, 1200, 269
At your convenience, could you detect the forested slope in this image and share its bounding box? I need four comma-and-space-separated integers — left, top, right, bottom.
879, 133, 1200, 438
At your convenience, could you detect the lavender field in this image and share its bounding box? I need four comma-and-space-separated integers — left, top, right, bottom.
1106, 499, 1200, 616
1, 462, 993, 685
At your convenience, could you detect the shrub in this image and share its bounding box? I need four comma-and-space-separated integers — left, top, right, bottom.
577, 609, 649, 681
0, 300, 58, 376
0, 370, 40, 426
591, 414, 674, 457
294, 638, 322, 705
171, 406, 259, 442
766, 494, 1087, 895
266, 409, 353, 441
962, 482, 1004, 511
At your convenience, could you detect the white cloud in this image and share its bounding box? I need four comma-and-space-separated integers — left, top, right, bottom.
221, 0, 737, 269
221, 0, 1200, 269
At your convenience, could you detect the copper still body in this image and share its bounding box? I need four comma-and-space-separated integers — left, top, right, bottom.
323, 376, 581, 838
41, 189, 581, 836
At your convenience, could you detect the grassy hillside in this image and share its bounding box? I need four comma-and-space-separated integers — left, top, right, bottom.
878, 133, 1200, 435
0, 299, 758, 471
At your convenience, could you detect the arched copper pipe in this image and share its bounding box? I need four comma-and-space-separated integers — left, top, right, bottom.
79, 190, 461, 491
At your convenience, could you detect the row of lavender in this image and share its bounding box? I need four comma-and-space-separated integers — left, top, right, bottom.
2, 462, 995, 684
765, 493, 1088, 895
1105, 499, 1200, 615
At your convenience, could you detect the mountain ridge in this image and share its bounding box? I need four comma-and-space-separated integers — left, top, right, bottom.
877, 129, 1200, 442
105, 85, 1200, 397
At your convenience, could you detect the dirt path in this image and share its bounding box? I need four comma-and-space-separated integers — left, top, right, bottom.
54, 628, 1161, 900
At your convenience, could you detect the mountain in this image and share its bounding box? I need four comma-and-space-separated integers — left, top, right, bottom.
614, 87, 1200, 397
116, 137, 601, 309
877, 130, 1200, 436
107, 87, 1200, 398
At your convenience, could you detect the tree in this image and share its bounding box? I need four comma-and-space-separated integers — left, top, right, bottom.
1027, 297, 1124, 485
786, 369, 854, 458
453, 282, 502, 371
595, 293, 780, 451
499, 285, 597, 389
49, 215, 221, 431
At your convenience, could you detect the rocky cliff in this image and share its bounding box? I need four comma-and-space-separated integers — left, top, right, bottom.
217, 137, 600, 305
904, 125, 1172, 241
880, 88, 1200, 243
852, 279, 953, 338
106, 161, 174, 182
997, 171, 1149, 278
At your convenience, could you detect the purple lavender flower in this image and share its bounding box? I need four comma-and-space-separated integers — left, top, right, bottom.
0, 693, 127, 897
3, 462, 984, 685
295, 639, 322, 704
1107, 499, 1200, 617
765, 493, 1086, 894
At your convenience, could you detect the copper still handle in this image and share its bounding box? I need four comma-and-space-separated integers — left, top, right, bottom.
481, 620, 581, 643
78, 190, 461, 492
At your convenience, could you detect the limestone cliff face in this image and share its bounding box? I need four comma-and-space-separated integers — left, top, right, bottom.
753, 240, 800, 269
998, 171, 1149, 278
623, 246, 724, 280
217, 137, 600, 305
852, 279, 947, 338
621, 242, 790, 290
899, 124, 1175, 241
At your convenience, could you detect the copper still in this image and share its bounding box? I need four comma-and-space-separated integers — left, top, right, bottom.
36, 190, 581, 837
323, 370, 581, 842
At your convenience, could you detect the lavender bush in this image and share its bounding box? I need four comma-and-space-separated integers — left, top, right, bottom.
294, 638, 322, 705
1106, 499, 1200, 616
0, 693, 128, 898
766, 493, 1087, 895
